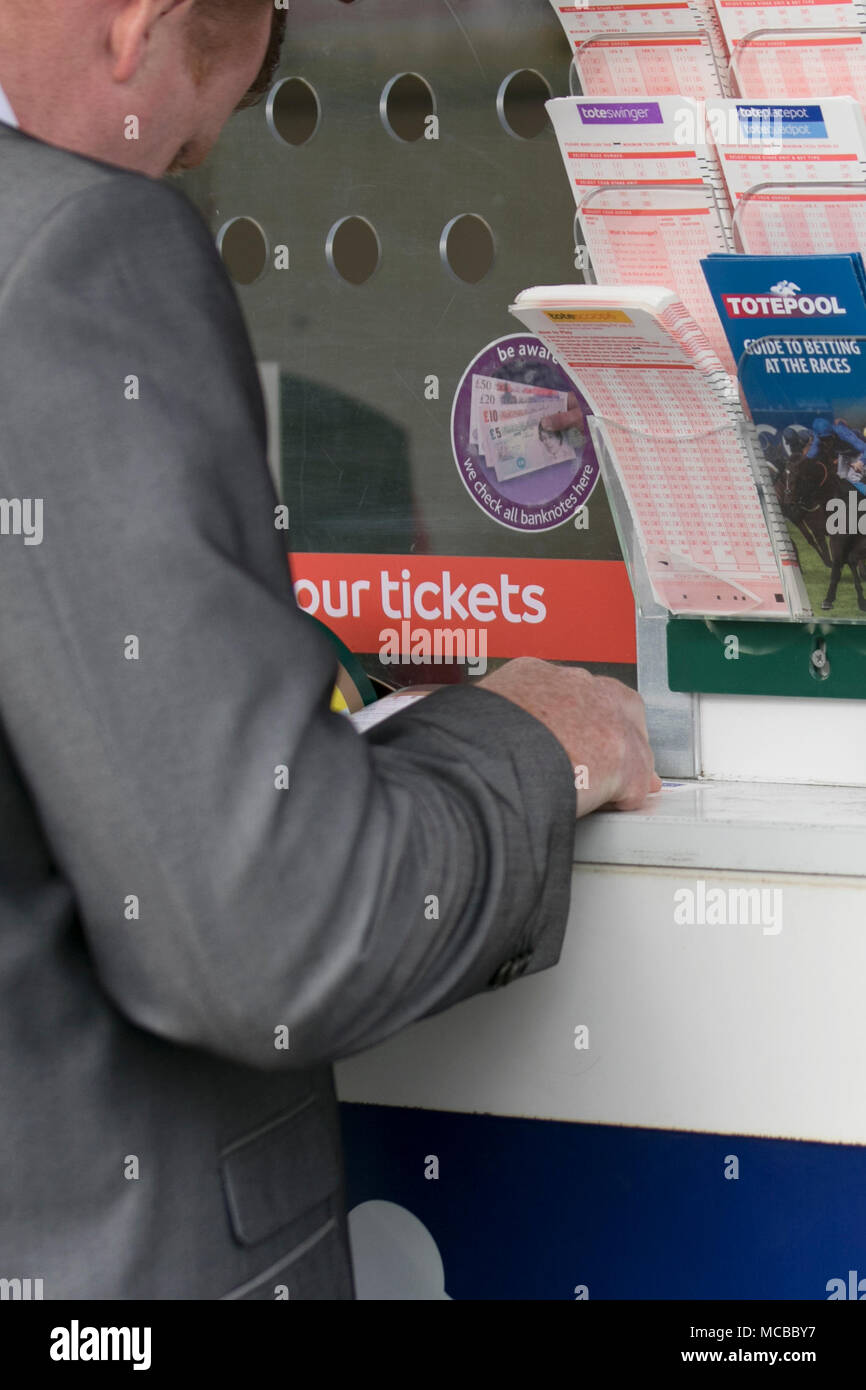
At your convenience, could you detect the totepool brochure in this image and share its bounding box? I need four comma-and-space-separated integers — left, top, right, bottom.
702, 253, 866, 617
509, 285, 808, 619
702, 251, 866, 365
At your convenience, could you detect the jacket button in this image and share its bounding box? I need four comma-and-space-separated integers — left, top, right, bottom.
488, 952, 531, 988
488, 961, 511, 988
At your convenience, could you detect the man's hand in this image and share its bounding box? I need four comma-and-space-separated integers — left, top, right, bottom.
540, 391, 583, 435
478, 657, 662, 817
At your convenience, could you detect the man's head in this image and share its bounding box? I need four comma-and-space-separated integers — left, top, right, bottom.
0, 0, 286, 177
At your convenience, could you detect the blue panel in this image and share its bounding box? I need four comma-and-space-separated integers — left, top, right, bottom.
340, 1102, 866, 1299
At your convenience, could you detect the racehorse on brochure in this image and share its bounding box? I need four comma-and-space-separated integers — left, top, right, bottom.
757, 426, 832, 568
784, 448, 866, 612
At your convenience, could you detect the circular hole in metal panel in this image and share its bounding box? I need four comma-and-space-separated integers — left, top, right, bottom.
440, 214, 495, 285
217, 217, 268, 285
267, 77, 320, 147
381, 72, 436, 142
496, 68, 552, 140
326, 216, 381, 285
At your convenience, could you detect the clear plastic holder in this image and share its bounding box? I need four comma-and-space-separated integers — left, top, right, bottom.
732, 180, 866, 257
573, 210, 593, 279
728, 27, 866, 100
587, 413, 676, 620
574, 180, 733, 285
586, 413, 799, 621
737, 331, 866, 626
584, 333, 866, 627
568, 29, 727, 99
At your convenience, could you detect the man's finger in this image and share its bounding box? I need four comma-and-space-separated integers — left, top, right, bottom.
540, 408, 582, 433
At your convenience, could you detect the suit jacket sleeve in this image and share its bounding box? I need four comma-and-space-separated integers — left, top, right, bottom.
0, 173, 576, 1070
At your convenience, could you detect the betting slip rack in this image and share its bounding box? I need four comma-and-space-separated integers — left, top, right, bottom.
728, 28, 866, 101
588, 331, 866, 705
565, 27, 866, 103
732, 181, 866, 258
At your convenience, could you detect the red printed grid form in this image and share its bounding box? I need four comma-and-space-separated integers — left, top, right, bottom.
509, 287, 793, 616
548, 0, 730, 70
552, 0, 697, 39
546, 96, 725, 204
707, 97, 866, 251
598, 417, 786, 613
731, 32, 866, 98
568, 146, 709, 186
578, 190, 734, 365
575, 33, 725, 97
713, 0, 866, 49
547, 99, 733, 363
734, 188, 866, 254
709, 97, 866, 198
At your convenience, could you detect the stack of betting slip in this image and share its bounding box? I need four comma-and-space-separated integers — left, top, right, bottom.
510, 285, 809, 619
546, 96, 733, 365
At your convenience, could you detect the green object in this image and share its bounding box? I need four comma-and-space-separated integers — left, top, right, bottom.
667, 618, 866, 700
298, 610, 378, 707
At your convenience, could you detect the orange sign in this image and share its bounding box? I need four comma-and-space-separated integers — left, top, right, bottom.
288, 553, 636, 664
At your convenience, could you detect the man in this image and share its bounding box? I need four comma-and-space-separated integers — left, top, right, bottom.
0, 0, 658, 1299
808, 417, 866, 499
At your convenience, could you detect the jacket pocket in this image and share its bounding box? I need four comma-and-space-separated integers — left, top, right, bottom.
219, 1093, 341, 1248
221, 1219, 354, 1300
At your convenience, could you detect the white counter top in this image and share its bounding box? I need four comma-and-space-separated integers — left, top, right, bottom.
575, 778, 866, 878
340, 776, 866, 1140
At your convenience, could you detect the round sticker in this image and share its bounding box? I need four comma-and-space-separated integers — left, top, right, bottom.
451, 333, 599, 532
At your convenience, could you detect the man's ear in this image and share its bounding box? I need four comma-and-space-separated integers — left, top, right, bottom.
109, 0, 195, 84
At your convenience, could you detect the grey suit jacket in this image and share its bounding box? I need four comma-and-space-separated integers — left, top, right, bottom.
0, 120, 575, 1299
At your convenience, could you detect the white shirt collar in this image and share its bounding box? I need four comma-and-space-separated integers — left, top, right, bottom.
0, 76, 19, 128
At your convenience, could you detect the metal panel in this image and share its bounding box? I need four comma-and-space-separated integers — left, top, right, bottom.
179, 0, 638, 676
